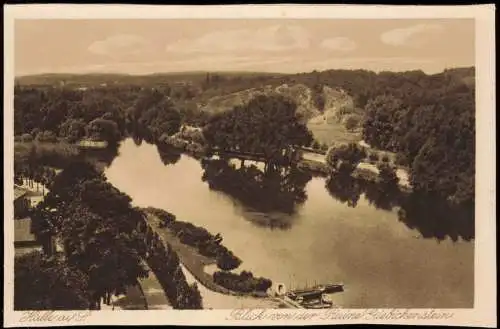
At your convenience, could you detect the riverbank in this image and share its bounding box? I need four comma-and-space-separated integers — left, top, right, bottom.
145, 211, 232, 294
298, 158, 412, 192
102, 138, 474, 309
144, 211, 255, 296
143, 210, 286, 306
159, 135, 412, 191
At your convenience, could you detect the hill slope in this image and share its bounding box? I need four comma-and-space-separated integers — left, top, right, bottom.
198, 83, 361, 145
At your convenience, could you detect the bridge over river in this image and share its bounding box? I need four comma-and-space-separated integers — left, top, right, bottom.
207, 146, 324, 165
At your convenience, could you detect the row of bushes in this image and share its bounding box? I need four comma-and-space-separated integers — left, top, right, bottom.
145, 207, 242, 271
145, 207, 177, 227
309, 140, 329, 152
366, 152, 391, 164
143, 221, 203, 309
14, 131, 59, 143
14, 141, 81, 169
213, 270, 272, 294
169, 221, 242, 271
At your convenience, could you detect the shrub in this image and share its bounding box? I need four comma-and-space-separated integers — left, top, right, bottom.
326, 142, 367, 174
216, 250, 242, 271
395, 153, 409, 166
381, 155, 390, 163
368, 153, 379, 162
146, 207, 176, 227
36, 131, 58, 143
377, 163, 399, 186
344, 114, 361, 131
213, 270, 272, 293
20, 133, 34, 142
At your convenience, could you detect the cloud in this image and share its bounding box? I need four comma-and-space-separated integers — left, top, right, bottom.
88, 34, 152, 57
165, 24, 310, 54
380, 24, 445, 47
320, 37, 357, 52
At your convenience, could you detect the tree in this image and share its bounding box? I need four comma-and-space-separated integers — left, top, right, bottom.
377, 163, 399, 187
184, 283, 203, 309
217, 250, 242, 271
325, 174, 364, 208
33, 159, 148, 309
15, 251, 90, 310
134, 92, 182, 141
59, 118, 86, 143
36, 130, 58, 143
326, 142, 367, 175
363, 95, 404, 151
368, 152, 379, 163
85, 118, 121, 144
344, 114, 361, 131
203, 94, 313, 170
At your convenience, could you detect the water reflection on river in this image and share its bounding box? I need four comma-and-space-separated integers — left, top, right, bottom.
104, 139, 474, 308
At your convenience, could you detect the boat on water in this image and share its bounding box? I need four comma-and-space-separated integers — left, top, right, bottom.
294, 294, 334, 309
288, 283, 344, 296
314, 283, 344, 294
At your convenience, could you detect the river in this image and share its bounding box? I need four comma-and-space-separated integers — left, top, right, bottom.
104, 138, 474, 309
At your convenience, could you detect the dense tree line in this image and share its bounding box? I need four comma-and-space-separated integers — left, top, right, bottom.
325, 172, 474, 241
15, 251, 91, 310
361, 74, 475, 206
14, 85, 195, 146
24, 159, 202, 309
30, 160, 148, 309
14, 145, 59, 189
15, 68, 475, 209
201, 159, 312, 219
140, 222, 203, 309
213, 270, 272, 294
145, 207, 242, 271
297, 68, 475, 207
15, 66, 475, 232
203, 95, 313, 171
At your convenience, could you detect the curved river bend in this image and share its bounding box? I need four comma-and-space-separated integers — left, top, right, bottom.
104, 139, 474, 309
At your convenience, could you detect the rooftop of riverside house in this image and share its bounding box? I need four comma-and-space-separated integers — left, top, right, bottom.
14, 187, 28, 200
78, 139, 109, 148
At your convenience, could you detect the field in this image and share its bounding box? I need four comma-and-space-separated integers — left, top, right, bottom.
307, 120, 362, 146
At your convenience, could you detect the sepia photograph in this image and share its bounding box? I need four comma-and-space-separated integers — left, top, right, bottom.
3, 4, 496, 328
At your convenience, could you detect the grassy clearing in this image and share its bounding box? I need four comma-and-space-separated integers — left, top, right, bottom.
307, 121, 362, 146
14, 141, 80, 162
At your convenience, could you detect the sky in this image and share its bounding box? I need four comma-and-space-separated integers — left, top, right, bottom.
14, 19, 475, 76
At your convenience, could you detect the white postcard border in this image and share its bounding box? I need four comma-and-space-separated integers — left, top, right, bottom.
3, 4, 496, 327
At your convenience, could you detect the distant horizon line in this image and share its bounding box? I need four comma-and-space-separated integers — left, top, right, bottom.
15, 66, 475, 79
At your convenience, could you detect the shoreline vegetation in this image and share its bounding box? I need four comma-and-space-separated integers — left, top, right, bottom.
159, 133, 413, 192
143, 207, 275, 298
17, 159, 203, 310
13, 67, 474, 310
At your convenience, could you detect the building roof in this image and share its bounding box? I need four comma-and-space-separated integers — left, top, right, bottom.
14, 187, 28, 200
78, 139, 108, 148
14, 218, 37, 242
